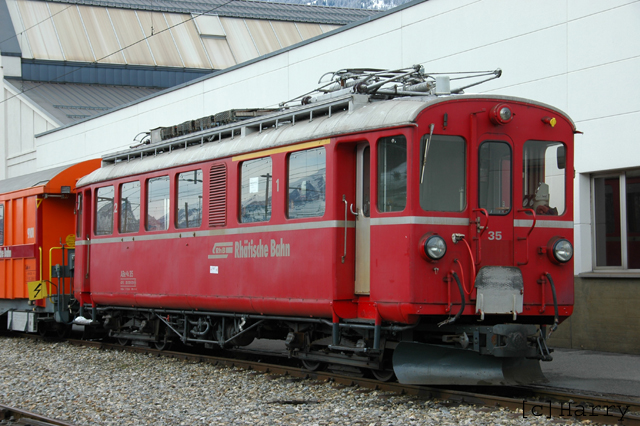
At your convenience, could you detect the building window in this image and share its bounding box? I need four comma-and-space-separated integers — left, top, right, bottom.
177, 170, 203, 229
420, 135, 466, 212
378, 136, 406, 213
95, 186, 114, 235
288, 148, 326, 219
240, 157, 272, 223
120, 181, 141, 233
147, 176, 170, 231
593, 169, 640, 270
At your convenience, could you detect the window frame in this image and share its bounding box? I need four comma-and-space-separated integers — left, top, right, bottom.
119, 180, 141, 234
94, 185, 115, 236
239, 156, 273, 224
176, 169, 204, 229
146, 175, 171, 232
286, 147, 327, 220
478, 140, 512, 216
591, 169, 640, 271
377, 135, 407, 214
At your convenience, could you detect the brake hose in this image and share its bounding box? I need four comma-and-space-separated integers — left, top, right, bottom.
545, 273, 560, 337
438, 272, 465, 327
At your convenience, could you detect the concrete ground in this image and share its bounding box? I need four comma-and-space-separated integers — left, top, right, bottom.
541, 348, 640, 401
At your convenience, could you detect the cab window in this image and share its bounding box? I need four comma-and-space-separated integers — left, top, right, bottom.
523, 141, 566, 215
120, 181, 141, 233
176, 170, 203, 229
288, 148, 326, 219
478, 141, 511, 215
240, 157, 272, 223
147, 176, 170, 231
378, 136, 407, 212
95, 186, 114, 235
420, 135, 466, 212
75, 194, 82, 238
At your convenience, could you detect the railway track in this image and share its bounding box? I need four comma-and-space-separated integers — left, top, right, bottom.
0, 403, 76, 426
65, 338, 639, 425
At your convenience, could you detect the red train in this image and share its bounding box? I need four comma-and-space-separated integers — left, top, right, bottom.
5, 67, 576, 384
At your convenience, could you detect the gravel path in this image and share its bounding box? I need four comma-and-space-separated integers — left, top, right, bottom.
0, 336, 582, 425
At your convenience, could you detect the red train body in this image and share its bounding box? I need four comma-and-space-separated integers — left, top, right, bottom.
4, 68, 577, 384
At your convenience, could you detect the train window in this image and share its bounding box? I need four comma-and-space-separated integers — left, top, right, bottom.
0, 205, 4, 245
378, 136, 407, 212
95, 186, 114, 235
240, 157, 272, 223
523, 141, 566, 216
288, 148, 326, 219
420, 135, 466, 212
119, 181, 141, 233
478, 142, 512, 215
75, 194, 82, 238
176, 170, 203, 229
146, 176, 170, 231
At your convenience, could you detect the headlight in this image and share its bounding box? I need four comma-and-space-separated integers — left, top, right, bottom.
421, 235, 447, 261
490, 103, 514, 125
552, 239, 573, 263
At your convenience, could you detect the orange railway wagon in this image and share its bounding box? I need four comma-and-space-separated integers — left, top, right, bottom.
0, 160, 100, 335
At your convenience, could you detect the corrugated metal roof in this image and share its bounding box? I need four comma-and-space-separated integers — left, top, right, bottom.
0, 164, 69, 194
4, 78, 161, 125
43, 0, 380, 25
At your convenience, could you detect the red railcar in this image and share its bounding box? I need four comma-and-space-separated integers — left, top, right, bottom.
74, 68, 576, 384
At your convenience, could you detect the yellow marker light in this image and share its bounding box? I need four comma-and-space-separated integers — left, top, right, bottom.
542, 117, 557, 127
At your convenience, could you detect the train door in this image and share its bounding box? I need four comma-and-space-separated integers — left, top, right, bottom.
355, 143, 371, 295
476, 138, 515, 265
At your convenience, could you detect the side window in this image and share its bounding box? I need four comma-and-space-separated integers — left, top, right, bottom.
478, 141, 511, 215
240, 157, 272, 223
0, 204, 4, 245
523, 141, 565, 215
378, 136, 407, 212
120, 181, 141, 233
75, 194, 82, 238
147, 176, 170, 231
176, 170, 203, 229
288, 148, 326, 219
95, 186, 114, 235
420, 135, 466, 212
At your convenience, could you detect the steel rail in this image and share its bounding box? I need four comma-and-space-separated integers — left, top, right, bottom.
0, 403, 77, 426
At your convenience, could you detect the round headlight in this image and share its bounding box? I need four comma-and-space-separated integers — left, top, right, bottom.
499, 107, 512, 121
490, 103, 514, 125
424, 235, 447, 260
553, 239, 573, 263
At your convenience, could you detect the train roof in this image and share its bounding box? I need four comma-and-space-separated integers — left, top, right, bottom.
77, 93, 574, 188
0, 160, 101, 199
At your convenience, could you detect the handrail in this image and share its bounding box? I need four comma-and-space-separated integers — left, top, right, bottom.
516, 208, 536, 265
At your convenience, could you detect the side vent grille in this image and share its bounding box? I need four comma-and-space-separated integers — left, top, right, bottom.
209, 163, 227, 227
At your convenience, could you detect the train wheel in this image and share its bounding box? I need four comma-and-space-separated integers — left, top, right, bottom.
55, 324, 71, 339
154, 335, 173, 351
370, 368, 395, 382
301, 359, 325, 372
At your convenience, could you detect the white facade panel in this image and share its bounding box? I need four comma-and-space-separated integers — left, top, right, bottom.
574, 112, 640, 174
567, 0, 636, 20
567, 2, 640, 73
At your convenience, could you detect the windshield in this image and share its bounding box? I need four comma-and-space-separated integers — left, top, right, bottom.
522, 141, 566, 215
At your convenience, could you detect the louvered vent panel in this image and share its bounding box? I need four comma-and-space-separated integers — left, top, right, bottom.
209, 163, 227, 227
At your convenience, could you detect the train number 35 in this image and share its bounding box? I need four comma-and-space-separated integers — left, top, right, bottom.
487, 231, 502, 240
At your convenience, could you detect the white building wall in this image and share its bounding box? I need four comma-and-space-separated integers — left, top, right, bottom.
33, 0, 640, 274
